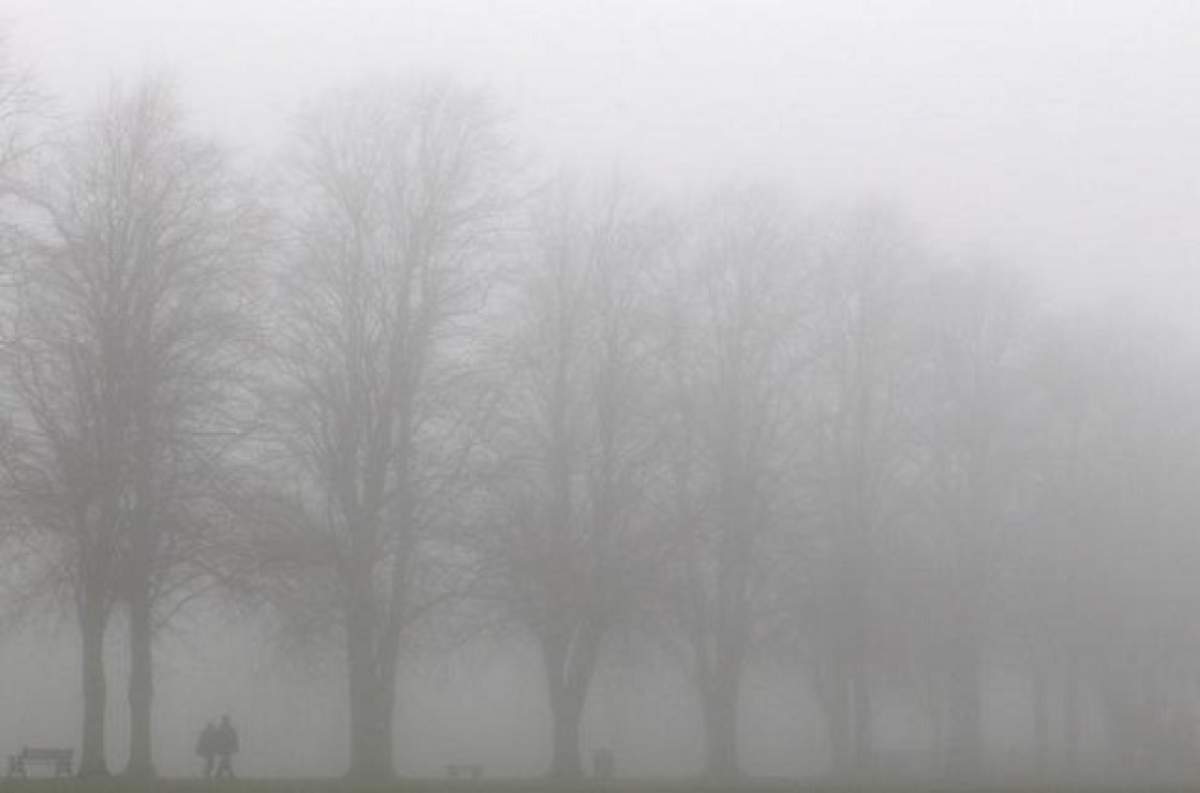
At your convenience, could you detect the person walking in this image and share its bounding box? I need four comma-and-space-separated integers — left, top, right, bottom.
213, 715, 239, 779
196, 721, 218, 779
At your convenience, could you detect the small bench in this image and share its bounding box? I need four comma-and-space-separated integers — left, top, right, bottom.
445, 763, 483, 779
7, 747, 73, 778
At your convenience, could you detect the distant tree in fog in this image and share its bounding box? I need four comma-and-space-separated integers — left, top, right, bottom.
805, 208, 921, 775
913, 261, 1038, 776
475, 178, 667, 778
656, 187, 810, 780
259, 77, 511, 782
1012, 315, 1200, 780
0, 31, 45, 620
0, 29, 41, 202
0, 78, 266, 778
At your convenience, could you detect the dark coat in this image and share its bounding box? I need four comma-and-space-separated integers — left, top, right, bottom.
215, 721, 239, 755
197, 725, 218, 758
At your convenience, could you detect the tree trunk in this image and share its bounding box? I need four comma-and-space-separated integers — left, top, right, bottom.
925, 669, 947, 777
548, 680, 585, 779
1032, 657, 1049, 774
834, 526, 872, 776
1099, 669, 1134, 779
78, 595, 109, 778
818, 661, 852, 777
347, 677, 394, 782
543, 625, 597, 780
1063, 653, 1081, 775
345, 613, 395, 782
700, 666, 741, 780
946, 636, 983, 778
125, 588, 155, 779
850, 659, 873, 774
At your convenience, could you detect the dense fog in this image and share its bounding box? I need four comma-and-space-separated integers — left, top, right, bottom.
2, 0, 1200, 785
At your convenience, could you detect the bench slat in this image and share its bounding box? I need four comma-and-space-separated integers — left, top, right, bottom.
23, 749, 72, 759
8, 748, 73, 778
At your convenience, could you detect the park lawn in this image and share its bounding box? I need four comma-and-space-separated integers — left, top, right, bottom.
1, 780, 1199, 793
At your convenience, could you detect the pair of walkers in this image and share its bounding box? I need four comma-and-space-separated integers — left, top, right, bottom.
197, 715, 239, 779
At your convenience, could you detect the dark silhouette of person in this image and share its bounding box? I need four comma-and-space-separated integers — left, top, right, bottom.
213, 714, 239, 779
196, 721, 218, 779
593, 747, 615, 779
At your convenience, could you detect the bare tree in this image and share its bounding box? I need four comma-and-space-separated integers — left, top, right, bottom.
263, 77, 511, 781
480, 178, 665, 777
0, 28, 46, 625
1, 77, 265, 777
808, 206, 922, 775
0, 28, 44, 328
0, 27, 41, 200
658, 187, 809, 779
914, 261, 1038, 776
1007, 313, 1200, 780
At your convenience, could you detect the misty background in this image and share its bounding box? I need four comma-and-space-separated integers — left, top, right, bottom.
12, 0, 1200, 315
0, 0, 1199, 783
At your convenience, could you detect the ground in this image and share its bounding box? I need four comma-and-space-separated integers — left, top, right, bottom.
2, 781, 1200, 793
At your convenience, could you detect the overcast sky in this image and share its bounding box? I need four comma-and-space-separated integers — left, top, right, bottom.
9, 0, 1200, 326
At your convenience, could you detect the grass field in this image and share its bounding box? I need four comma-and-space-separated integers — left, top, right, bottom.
2, 779, 1200, 793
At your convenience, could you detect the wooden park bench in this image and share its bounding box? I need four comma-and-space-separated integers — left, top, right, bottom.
7, 747, 73, 778
445, 763, 483, 780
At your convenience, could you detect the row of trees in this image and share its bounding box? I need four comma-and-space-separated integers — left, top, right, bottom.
3, 52, 1200, 783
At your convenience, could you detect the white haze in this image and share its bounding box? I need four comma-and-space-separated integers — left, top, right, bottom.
3, 0, 1200, 782
11, 0, 1200, 319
